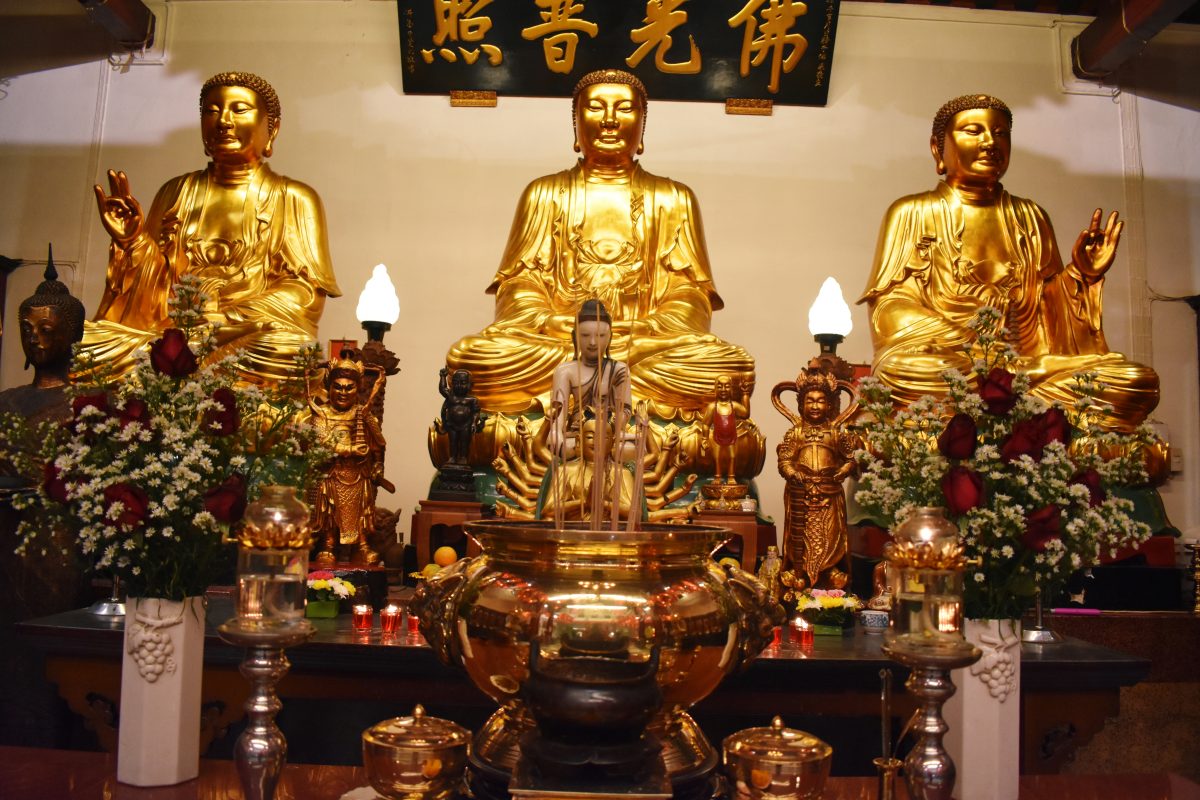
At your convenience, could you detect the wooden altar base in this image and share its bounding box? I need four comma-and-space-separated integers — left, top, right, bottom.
694, 508, 776, 571
410, 498, 485, 569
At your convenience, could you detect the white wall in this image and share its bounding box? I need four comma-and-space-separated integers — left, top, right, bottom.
2, 0, 1197, 543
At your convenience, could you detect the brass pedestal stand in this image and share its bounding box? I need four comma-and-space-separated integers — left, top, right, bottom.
881, 644, 980, 800
217, 619, 315, 800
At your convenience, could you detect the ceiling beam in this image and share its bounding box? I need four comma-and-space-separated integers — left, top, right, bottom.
1072, 0, 1197, 79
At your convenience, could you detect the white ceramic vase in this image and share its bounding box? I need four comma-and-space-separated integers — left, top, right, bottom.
117, 596, 206, 786
944, 617, 1022, 800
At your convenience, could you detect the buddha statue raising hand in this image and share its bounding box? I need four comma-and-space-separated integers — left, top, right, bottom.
81, 72, 341, 384
446, 68, 755, 422
859, 94, 1158, 431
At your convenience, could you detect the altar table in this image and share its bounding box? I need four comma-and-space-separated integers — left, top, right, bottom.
16, 602, 1149, 776
1, 746, 1197, 800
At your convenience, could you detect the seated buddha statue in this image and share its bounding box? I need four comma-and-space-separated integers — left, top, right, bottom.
81, 71, 341, 384
446, 68, 755, 423
859, 94, 1159, 432
0, 248, 86, 429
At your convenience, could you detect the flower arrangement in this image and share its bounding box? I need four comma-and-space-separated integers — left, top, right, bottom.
854, 307, 1153, 619
2, 276, 328, 601
796, 589, 863, 628
306, 572, 357, 602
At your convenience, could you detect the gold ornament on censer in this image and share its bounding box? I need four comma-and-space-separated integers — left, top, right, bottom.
82, 72, 341, 384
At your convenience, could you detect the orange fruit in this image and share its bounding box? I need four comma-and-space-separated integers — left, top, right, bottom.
433, 546, 459, 567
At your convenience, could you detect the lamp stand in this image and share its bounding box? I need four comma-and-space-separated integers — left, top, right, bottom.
882, 645, 979, 800
217, 620, 315, 800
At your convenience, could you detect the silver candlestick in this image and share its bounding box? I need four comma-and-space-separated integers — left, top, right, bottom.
881, 646, 980, 800
218, 619, 315, 800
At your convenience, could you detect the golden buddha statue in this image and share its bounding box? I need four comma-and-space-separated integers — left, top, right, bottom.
859, 94, 1159, 432
446, 68, 755, 422
82, 72, 341, 383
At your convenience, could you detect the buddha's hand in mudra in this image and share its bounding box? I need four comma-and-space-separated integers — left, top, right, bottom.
1071, 208, 1124, 280
93, 169, 144, 247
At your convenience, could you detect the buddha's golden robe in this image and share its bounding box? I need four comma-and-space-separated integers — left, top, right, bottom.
447, 163, 755, 419
860, 182, 1158, 430
82, 164, 340, 383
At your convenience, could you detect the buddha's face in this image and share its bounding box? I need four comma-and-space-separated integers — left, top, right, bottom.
576, 319, 612, 366
934, 107, 1010, 184
201, 84, 275, 164
452, 371, 470, 396
802, 389, 831, 424
329, 376, 360, 411
20, 305, 71, 369
575, 82, 644, 165
715, 377, 732, 401
580, 421, 597, 461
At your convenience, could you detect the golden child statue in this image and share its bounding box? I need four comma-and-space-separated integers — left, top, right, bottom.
82, 72, 341, 383
859, 94, 1158, 431
773, 368, 861, 592
304, 355, 388, 567
446, 68, 755, 423
700, 375, 750, 485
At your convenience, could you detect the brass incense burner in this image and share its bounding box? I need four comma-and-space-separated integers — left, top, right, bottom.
409, 520, 783, 800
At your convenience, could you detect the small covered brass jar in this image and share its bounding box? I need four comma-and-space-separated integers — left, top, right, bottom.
362, 705, 470, 800
722, 716, 832, 800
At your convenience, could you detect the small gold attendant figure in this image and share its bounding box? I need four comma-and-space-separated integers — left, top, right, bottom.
700, 375, 750, 485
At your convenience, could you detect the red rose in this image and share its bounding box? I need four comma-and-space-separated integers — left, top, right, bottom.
941, 465, 985, 516
1070, 469, 1107, 507
1036, 407, 1071, 449
204, 473, 248, 524
103, 482, 149, 529
1021, 504, 1062, 553
72, 392, 110, 420
149, 328, 197, 377
42, 462, 69, 504
1001, 418, 1044, 462
979, 368, 1018, 416
204, 388, 240, 437
937, 413, 978, 460
118, 397, 151, 430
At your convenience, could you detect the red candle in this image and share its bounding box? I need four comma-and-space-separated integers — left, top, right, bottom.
407, 610, 421, 634
352, 604, 374, 631
380, 604, 402, 635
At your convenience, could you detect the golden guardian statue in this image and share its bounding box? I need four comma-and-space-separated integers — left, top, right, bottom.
305, 355, 388, 567
82, 72, 341, 384
773, 368, 861, 592
859, 94, 1159, 432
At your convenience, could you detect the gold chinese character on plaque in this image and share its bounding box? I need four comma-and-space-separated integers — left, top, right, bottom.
626, 0, 701, 75
422, 0, 503, 66
728, 0, 808, 93
522, 0, 598, 74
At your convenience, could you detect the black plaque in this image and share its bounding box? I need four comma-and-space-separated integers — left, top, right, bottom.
397, 0, 841, 106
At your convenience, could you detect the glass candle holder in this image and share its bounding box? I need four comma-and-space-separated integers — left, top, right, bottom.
884, 507, 974, 658
231, 485, 313, 630
236, 546, 308, 627
794, 617, 814, 648
407, 609, 421, 635
352, 604, 374, 631
380, 604, 402, 635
